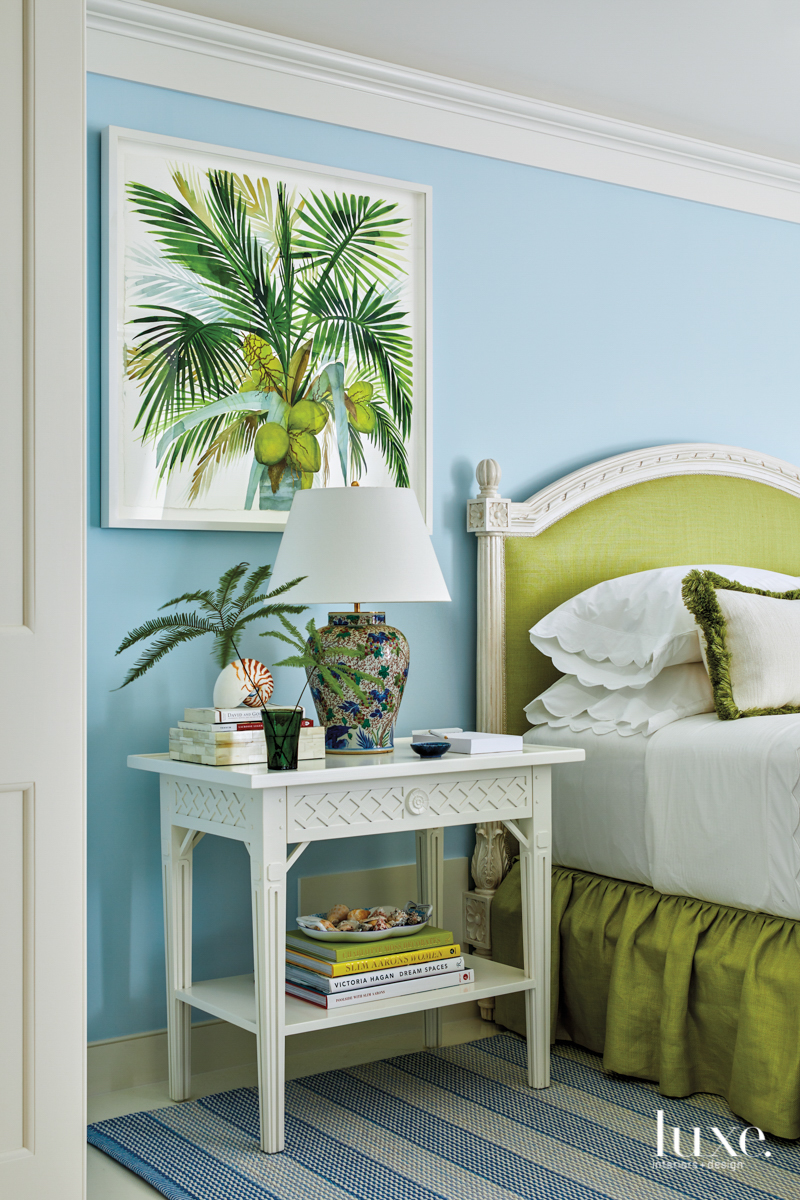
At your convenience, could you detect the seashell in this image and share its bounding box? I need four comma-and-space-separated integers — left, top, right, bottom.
318, 919, 336, 930
326, 904, 350, 924
406, 912, 423, 924
213, 659, 274, 709
368, 907, 390, 918
347, 909, 370, 921
336, 920, 359, 931
366, 917, 390, 931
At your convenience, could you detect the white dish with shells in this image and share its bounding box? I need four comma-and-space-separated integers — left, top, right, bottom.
296, 901, 433, 942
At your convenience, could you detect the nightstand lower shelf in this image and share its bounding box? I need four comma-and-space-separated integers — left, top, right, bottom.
176, 953, 534, 1036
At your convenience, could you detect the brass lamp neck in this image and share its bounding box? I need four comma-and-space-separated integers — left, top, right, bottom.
351, 482, 361, 612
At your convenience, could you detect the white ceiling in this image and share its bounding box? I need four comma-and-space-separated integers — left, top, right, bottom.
146, 0, 800, 163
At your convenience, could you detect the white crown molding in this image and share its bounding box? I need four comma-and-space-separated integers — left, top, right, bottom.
86, 0, 800, 223
499, 443, 800, 536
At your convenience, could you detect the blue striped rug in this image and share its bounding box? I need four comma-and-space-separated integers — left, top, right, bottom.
88, 1035, 799, 1199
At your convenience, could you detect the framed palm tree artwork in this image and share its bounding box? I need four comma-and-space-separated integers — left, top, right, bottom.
101, 127, 431, 530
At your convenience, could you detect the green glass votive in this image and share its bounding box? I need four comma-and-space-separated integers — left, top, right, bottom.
260, 708, 302, 770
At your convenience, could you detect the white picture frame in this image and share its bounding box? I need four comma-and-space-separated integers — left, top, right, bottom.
101, 126, 432, 530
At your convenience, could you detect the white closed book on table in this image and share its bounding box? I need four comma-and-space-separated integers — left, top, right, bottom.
448, 731, 523, 754
412, 728, 523, 754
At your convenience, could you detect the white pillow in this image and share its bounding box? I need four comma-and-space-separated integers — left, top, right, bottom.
684, 574, 800, 715
530, 564, 800, 690
524, 663, 715, 737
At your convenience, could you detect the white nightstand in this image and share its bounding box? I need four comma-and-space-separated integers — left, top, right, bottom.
129, 738, 584, 1152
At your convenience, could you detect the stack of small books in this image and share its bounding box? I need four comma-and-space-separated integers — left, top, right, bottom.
411, 728, 524, 753
169, 705, 325, 766
285, 927, 474, 1010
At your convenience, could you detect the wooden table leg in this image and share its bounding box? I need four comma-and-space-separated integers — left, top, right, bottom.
416, 826, 444, 1048
161, 796, 193, 1102
249, 797, 287, 1152
519, 766, 552, 1088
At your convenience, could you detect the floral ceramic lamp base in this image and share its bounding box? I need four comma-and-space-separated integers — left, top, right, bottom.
308, 611, 409, 753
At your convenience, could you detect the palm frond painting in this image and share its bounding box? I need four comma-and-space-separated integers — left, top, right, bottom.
103, 128, 431, 530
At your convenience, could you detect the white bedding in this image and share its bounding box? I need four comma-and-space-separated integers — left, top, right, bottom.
524, 725, 651, 885
525, 713, 800, 920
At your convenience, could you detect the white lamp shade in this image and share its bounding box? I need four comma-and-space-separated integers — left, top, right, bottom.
269, 487, 451, 605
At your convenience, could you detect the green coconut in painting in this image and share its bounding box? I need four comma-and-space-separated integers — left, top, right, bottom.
124, 170, 414, 510
254, 422, 289, 466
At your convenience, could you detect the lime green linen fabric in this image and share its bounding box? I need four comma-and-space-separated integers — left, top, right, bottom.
504, 475, 800, 734
492, 863, 800, 1138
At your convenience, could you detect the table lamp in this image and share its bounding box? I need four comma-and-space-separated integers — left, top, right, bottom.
269, 485, 450, 753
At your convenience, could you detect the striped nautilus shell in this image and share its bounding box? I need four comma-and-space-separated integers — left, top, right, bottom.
212, 659, 274, 709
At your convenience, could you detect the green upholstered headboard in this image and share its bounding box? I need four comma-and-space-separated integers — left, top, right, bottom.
468, 447, 800, 736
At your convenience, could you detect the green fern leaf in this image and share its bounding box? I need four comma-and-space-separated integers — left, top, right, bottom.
115, 626, 210, 688
116, 612, 216, 654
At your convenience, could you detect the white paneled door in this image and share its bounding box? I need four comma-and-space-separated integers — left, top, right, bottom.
0, 1, 86, 1198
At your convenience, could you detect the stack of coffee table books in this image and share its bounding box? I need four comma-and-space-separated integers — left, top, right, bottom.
285, 927, 473, 1010
169, 706, 324, 765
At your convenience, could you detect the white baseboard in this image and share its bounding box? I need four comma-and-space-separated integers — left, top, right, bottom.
87, 1018, 255, 1096
89, 856, 487, 1097
88, 1004, 496, 1097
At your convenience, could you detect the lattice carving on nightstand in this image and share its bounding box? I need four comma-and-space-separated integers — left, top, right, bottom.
424, 775, 530, 817
290, 786, 406, 833
172, 782, 249, 829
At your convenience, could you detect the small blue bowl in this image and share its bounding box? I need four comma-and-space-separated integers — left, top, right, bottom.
410, 741, 452, 759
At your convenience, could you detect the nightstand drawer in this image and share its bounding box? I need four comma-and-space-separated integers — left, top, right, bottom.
286, 767, 532, 840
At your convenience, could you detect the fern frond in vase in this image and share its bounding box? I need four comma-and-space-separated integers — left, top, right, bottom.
260, 614, 383, 708
114, 561, 306, 701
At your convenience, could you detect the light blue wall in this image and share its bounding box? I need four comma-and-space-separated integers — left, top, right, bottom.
88, 73, 800, 1041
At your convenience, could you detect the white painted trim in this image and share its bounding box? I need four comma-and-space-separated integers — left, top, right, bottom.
510, 443, 800, 536
87, 1018, 254, 1096
86, 0, 800, 223
0, 0, 85, 1194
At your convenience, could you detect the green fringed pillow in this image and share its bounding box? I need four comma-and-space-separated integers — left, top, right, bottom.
682, 569, 800, 719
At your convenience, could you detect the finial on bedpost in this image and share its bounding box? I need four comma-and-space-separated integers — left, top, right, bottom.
476, 458, 501, 498
468, 461, 509, 534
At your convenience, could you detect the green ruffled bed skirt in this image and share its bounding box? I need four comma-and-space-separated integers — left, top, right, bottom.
492, 863, 800, 1138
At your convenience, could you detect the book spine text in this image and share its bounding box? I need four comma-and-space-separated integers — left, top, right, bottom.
286, 968, 475, 1008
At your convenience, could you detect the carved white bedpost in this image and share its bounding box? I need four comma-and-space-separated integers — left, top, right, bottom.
464, 824, 511, 1020
468, 459, 510, 734
465, 460, 511, 1019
